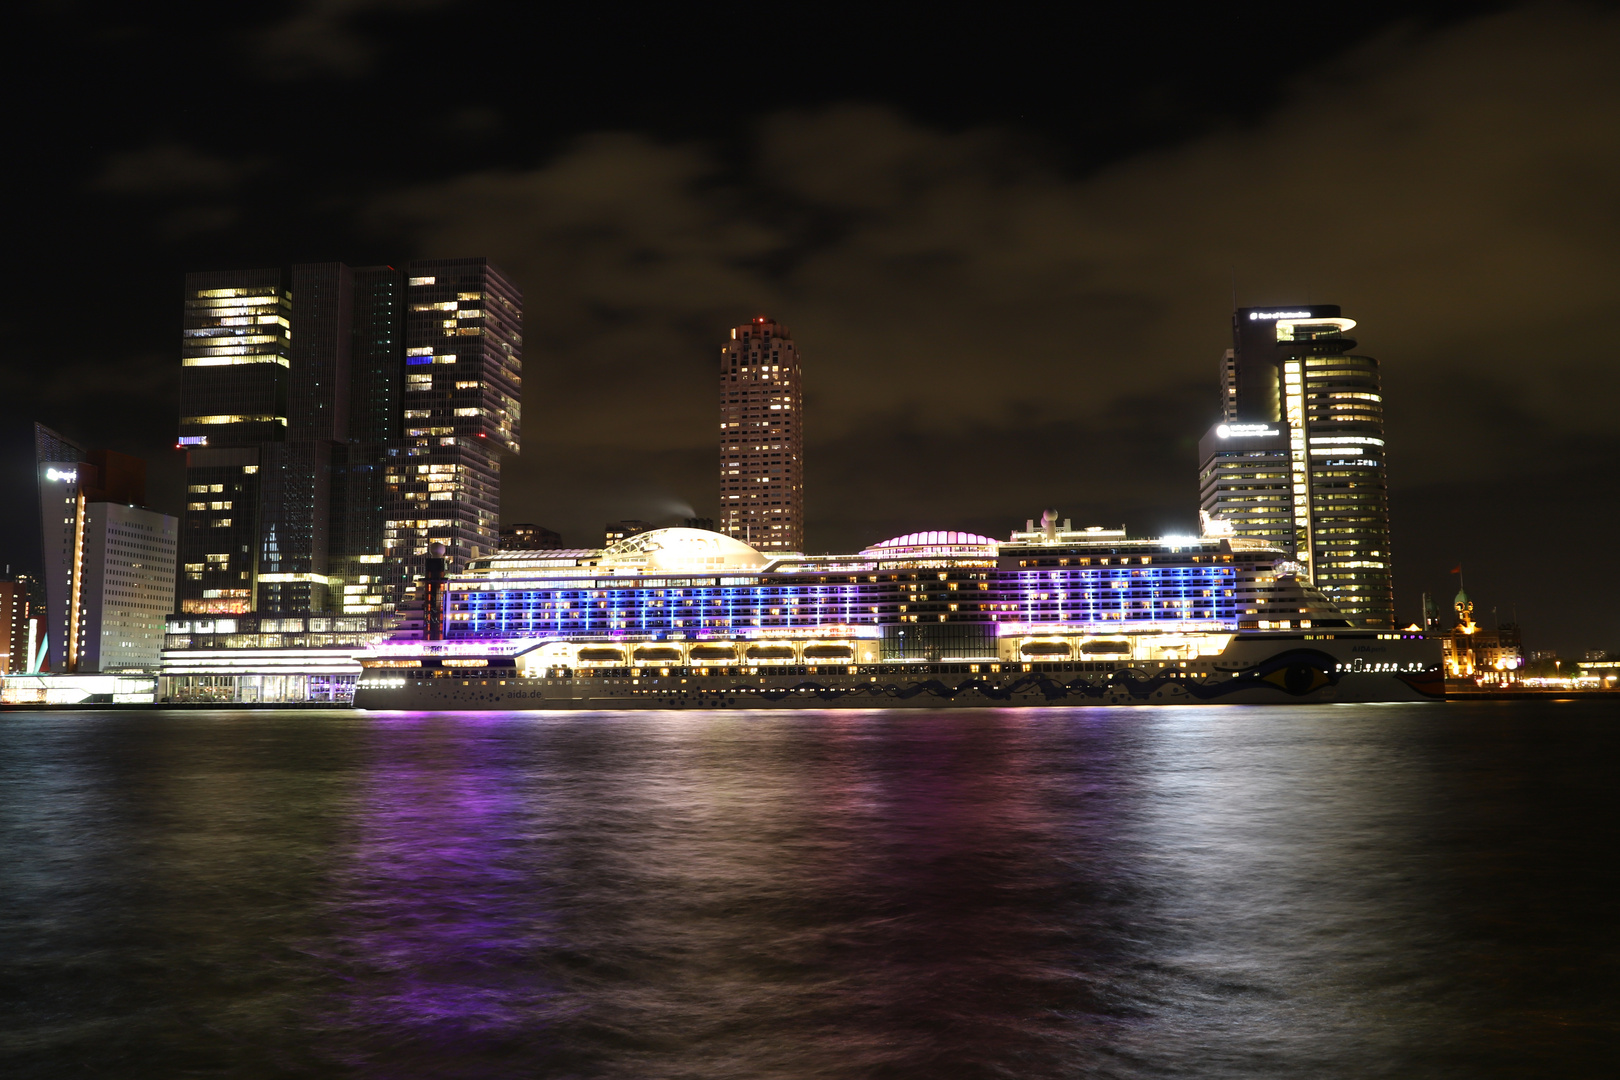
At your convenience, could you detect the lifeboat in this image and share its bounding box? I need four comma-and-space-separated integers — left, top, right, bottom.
1020, 641, 1072, 657
745, 644, 796, 660
802, 643, 855, 660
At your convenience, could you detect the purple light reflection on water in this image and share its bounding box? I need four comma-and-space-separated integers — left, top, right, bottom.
311, 711, 579, 1069
301, 707, 1123, 1076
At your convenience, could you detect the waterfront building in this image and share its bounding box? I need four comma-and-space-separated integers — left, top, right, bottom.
0, 672, 159, 706
34, 426, 177, 672
161, 258, 518, 702
1198, 306, 1394, 628
176, 258, 520, 618
78, 503, 179, 671
499, 523, 562, 550
1437, 584, 1523, 678
158, 612, 384, 703
0, 579, 20, 672
719, 317, 803, 552
0, 574, 41, 673
604, 520, 651, 546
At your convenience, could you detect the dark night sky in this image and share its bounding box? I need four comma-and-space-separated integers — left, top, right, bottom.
3, 1, 1616, 653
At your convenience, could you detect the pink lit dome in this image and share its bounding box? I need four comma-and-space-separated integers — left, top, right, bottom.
862, 531, 999, 554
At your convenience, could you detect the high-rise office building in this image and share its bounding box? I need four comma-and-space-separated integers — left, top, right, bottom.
1197, 422, 1291, 545
1198, 305, 1393, 628
35, 426, 177, 672
389, 258, 522, 579
719, 316, 803, 551
0, 574, 41, 673
175, 258, 520, 618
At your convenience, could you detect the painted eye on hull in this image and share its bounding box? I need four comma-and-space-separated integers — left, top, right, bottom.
1262, 664, 1331, 695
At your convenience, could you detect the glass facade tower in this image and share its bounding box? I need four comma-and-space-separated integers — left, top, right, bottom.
175, 258, 520, 618
385, 258, 523, 589
1198, 306, 1394, 629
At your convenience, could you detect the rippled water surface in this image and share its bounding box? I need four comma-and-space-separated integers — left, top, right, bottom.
3, 702, 1618, 1078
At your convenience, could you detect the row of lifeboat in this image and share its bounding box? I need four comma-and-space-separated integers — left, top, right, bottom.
571, 641, 858, 665
1018, 639, 1131, 659
556, 638, 1134, 665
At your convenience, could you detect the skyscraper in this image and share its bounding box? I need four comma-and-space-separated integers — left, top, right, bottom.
388, 258, 523, 584
1198, 305, 1394, 629
176, 258, 520, 618
719, 316, 803, 551
35, 425, 177, 672
0, 574, 42, 674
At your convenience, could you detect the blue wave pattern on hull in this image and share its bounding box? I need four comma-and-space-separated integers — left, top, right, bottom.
735, 649, 1341, 704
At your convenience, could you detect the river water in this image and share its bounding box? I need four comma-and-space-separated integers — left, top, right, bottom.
2, 702, 1617, 1078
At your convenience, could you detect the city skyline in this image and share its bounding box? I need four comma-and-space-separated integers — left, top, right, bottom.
1, 3, 1617, 653
4, 288, 1596, 650
0, 9, 1613, 1076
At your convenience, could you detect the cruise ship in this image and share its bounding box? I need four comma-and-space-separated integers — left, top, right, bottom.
352, 518, 1442, 710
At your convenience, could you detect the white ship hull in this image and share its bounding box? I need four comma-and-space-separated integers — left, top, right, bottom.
354, 634, 1444, 710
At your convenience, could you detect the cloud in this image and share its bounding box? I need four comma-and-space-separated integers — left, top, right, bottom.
448, 107, 503, 137
92, 142, 256, 194
157, 205, 241, 239
254, 0, 454, 78
370, 3, 1620, 554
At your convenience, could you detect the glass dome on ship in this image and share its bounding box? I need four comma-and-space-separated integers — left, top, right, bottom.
599, 527, 769, 572
861, 531, 998, 556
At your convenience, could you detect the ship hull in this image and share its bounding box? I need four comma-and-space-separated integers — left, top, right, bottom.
354, 635, 1444, 711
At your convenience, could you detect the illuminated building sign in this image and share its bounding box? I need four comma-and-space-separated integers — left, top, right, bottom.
1215, 424, 1280, 438
1248, 310, 1313, 321
177, 436, 208, 446
44, 467, 77, 483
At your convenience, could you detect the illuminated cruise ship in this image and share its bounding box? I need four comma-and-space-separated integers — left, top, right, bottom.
353, 516, 1442, 709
